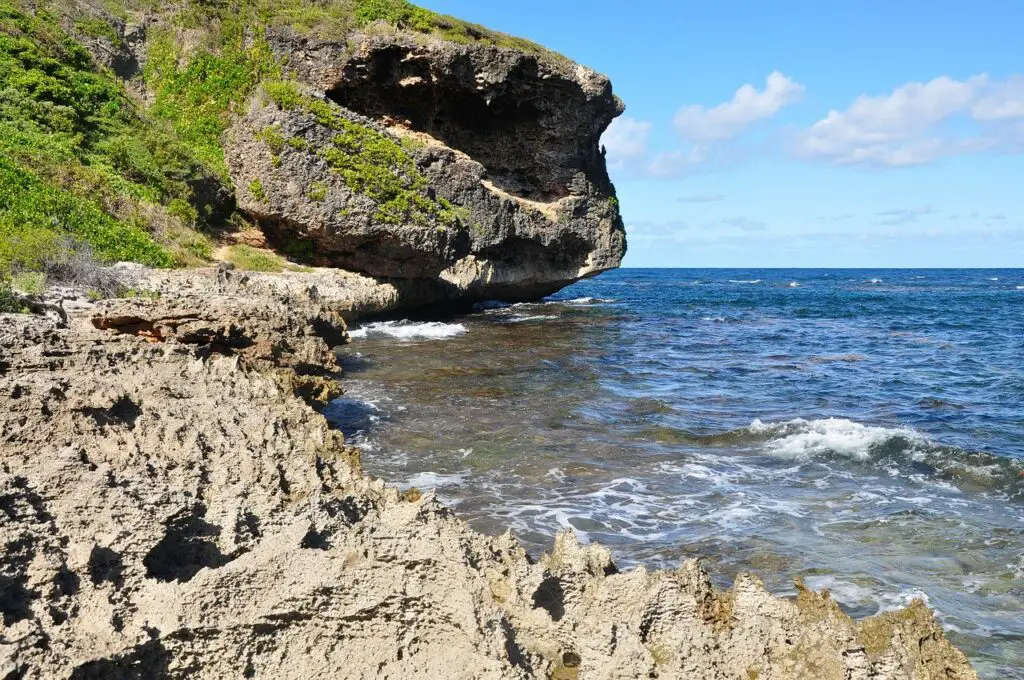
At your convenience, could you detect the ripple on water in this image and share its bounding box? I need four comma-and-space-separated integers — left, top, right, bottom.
332, 269, 1024, 679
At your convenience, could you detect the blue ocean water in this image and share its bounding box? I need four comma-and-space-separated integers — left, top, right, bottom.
333, 269, 1024, 678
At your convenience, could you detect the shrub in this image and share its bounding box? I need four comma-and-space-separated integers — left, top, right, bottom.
249, 179, 267, 203
38, 238, 137, 299
0, 155, 172, 272
11, 271, 46, 294
0, 277, 24, 313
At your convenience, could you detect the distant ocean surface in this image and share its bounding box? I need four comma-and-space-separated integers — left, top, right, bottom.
330, 269, 1024, 678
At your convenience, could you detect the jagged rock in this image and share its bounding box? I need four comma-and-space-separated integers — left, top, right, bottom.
226, 33, 626, 302
0, 272, 977, 679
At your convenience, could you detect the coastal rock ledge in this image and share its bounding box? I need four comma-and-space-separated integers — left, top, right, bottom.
0, 270, 977, 680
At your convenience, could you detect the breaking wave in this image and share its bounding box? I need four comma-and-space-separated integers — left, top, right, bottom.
348, 320, 468, 341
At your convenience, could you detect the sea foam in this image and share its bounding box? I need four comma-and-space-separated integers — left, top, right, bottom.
349, 320, 468, 340
749, 417, 923, 461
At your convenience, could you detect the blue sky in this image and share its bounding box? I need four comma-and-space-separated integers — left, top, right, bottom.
419, 0, 1024, 267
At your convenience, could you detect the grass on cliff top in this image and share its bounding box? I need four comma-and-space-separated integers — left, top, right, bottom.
0, 1, 221, 278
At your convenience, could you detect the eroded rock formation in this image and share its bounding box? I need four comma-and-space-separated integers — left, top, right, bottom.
0, 272, 978, 679
227, 33, 626, 302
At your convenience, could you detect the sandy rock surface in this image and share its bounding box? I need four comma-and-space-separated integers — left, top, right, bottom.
0, 271, 977, 679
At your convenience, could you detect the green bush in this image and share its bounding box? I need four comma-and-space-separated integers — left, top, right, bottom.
144, 18, 279, 181
0, 1, 216, 274
0, 154, 172, 272
0, 277, 24, 313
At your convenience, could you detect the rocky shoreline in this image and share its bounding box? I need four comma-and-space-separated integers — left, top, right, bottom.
0, 268, 978, 679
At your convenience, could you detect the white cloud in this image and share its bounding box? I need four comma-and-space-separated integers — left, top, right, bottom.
601, 117, 652, 165
796, 74, 1024, 167
674, 72, 805, 141
972, 76, 1024, 121
646, 148, 707, 177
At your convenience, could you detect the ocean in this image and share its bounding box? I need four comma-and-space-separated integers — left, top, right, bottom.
329, 268, 1024, 678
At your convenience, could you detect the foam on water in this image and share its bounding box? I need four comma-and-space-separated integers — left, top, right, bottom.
332, 269, 1024, 678
506, 314, 560, 323
729, 279, 762, 284
405, 470, 471, 491
751, 417, 923, 461
349, 320, 468, 340
557, 296, 615, 305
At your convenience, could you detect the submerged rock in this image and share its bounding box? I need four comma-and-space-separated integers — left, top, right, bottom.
0, 272, 977, 679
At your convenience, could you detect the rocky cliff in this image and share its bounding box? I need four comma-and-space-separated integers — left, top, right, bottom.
2, 0, 625, 306
227, 31, 626, 302
0, 270, 977, 679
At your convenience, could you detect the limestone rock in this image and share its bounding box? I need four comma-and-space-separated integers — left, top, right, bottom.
226, 33, 627, 302
0, 273, 977, 679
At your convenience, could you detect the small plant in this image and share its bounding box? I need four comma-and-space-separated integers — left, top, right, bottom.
249, 179, 268, 203
11, 271, 46, 295
0, 278, 25, 314
400, 136, 427, 153
307, 182, 329, 202
166, 198, 199, 227
121, 288, 161, 301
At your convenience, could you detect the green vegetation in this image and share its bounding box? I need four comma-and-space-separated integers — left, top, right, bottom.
224, 244, 286, 272
0, 156, 173, 273
144, 22, 278, 180
73, 16, 122, 46
307, 182, 329, 202
0, 0, 563, 288
11, 271, 46, 294
249, 179, 267, 203
0, 278, 24, 313
0, 1, 219, 280
349, 0, 565, 60
263, 81, 460, 226
224, 244, 311, 272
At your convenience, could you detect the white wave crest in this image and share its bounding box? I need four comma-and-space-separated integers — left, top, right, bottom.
405, 471, 470, 490
507, 314, 559, 323
349, 320, 467, 340
728, 279, 761, 285
750, 417, 923, 460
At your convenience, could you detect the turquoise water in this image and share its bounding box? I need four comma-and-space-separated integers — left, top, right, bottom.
330, 269, 1024, 678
